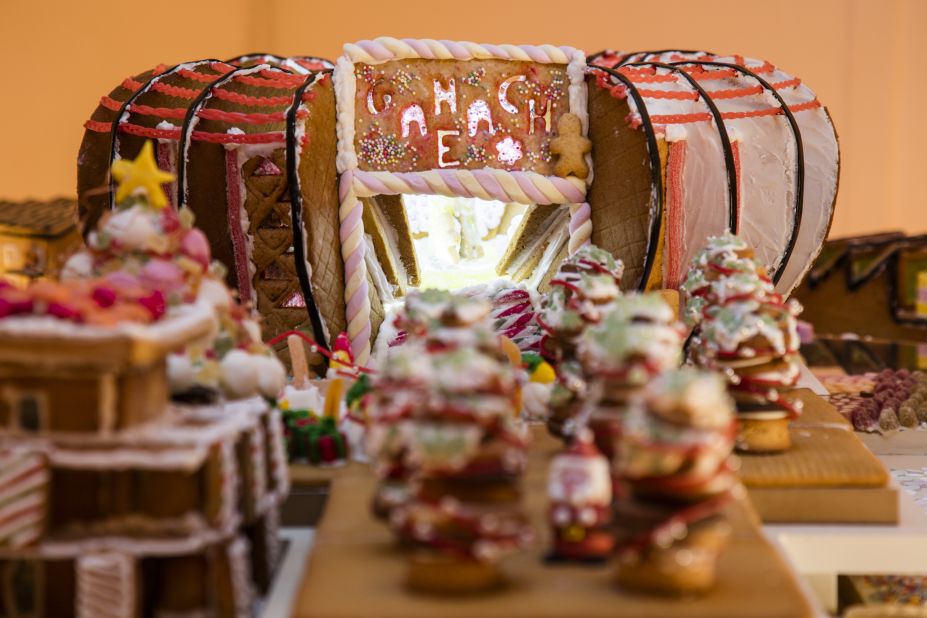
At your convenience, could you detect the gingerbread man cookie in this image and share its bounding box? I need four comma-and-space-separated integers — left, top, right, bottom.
550, 113, 591, 180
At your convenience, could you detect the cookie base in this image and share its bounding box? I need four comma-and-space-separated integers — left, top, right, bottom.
406, 552, 503, 594
735, 414, 791, 453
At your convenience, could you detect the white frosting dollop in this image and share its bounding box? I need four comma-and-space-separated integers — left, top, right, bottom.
61, 251, 94, 280
196, 277, 232, 310
521, 381, 553, 422
255, 354, 287, 398
220, 349, 260, 399
279, 383, 323, 413
167, 353, 196, 393
102, 205, 159, 249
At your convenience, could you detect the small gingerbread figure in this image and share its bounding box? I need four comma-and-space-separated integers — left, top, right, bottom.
550, 113, 592, 180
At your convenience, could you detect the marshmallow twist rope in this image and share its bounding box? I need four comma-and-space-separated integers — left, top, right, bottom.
568, 202, 593, 255
351, 169, 586, 205
338, 172, 372, 365
344, 37, 579, 65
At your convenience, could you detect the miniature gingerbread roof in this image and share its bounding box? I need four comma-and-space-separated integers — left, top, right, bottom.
798, 231, 927, 327
0, 197, 77, 238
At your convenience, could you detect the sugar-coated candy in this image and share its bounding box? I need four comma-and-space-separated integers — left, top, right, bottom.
879, 407, 900, 432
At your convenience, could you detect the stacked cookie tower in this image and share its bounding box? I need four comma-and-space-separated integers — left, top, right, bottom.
367, 290, 462, 519
576, 293, 687, 459
683, 233, 804, 452
612, 369, 738, 595
538, 244, 624, 436
372, 295, 532, 591
368, 292, 532, 592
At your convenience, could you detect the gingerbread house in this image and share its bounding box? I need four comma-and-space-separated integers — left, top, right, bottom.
77, 40, 840, 366
0, 302, 290, 616
792, 232, 927, 342
0, 198, 81, 285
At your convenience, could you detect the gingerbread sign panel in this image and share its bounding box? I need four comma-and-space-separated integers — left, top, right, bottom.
353, 59, 571, 174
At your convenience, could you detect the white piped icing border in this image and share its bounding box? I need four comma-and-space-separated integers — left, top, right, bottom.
334, 39, 593, 364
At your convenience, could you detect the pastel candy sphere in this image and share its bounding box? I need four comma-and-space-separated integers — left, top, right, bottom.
140, 258, 185, 293
181, 228, 211, 267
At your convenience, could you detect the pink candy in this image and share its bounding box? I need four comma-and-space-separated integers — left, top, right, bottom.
139, 258, 185, 293
181, 228, 211, 267
92, 286, 117, 308
139, 290, 167, 320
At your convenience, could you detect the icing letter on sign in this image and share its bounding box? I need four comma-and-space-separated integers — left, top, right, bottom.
366, 82, 392, 115
437, 130, 460, 168
498, 75, 526, 114
434, 79, 457, 115
467, 100, 495, 137
401, 104, 427, 138
529, 99, 552, 135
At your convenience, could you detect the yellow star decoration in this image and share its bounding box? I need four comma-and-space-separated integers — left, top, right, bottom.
111, 141, 175, 209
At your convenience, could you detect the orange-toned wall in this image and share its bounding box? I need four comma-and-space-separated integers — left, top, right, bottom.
1, 0, 925, 238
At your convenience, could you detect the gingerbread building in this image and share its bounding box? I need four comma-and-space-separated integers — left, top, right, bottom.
78, 40, 840, 365
0, 198, 81, 285
793, 232, 927, 342
0, 299, 290, 616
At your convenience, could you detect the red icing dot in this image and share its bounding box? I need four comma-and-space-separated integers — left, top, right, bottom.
139, 290, 167, 320
92, 286, 117, 308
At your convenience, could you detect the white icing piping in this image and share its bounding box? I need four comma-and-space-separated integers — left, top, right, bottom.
334, 56, 358, 174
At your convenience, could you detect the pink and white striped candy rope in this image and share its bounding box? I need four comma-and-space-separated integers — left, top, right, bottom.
340, 171, 373, 364
352, 169, 586, 204
569, 202, 592, 254
344, 37, 580, 65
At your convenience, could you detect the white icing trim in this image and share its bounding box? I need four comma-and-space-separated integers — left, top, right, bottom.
334, 56, 357, 174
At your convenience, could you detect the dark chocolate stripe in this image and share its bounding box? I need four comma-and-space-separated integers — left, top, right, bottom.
675, 60, 805, 286
176, 64, 276, 208
588, 64, 664, 291
626, 61, 740, 235
108, 59, 221, 210
226, 53, 288, 67
286, 72, 331, 364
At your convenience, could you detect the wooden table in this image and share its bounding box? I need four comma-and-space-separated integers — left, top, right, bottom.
738, 390, 898, 524
294, 428, 814, 618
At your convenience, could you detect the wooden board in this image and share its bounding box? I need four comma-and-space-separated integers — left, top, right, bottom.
738, 390, 898, 523
295, 428, 813, 618
288, 462, 364, 488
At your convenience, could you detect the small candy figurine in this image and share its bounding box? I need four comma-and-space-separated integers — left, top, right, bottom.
329, 331, 358, 378
547, 429, 614, 563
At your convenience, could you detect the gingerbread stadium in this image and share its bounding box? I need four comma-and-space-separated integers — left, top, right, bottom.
77, 40, 839, 367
